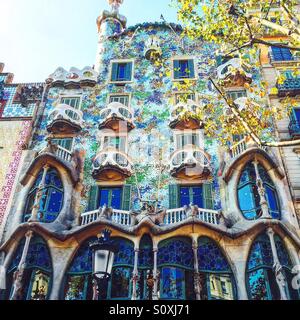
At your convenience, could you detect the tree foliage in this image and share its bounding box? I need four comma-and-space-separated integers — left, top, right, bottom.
172, 0, 300, 147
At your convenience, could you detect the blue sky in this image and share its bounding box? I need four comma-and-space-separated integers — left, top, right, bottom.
0, 0, 178, 83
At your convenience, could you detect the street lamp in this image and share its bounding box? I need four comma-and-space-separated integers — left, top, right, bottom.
89, 229, 118, 300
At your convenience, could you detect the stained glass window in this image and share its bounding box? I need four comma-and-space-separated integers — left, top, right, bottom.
247, 233, 299, 300
23, 168, 64, 223
6, 236, 52, 300
238, 162, 281, 220
64, 237, 134, 300
197, 237, 235, 300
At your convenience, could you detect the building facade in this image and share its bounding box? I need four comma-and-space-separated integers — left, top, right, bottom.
0, 0, 300, 300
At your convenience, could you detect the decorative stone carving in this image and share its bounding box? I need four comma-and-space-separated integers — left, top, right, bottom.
144, 36, 162, 61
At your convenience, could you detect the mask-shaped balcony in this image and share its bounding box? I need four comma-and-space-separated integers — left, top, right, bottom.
144, 36, 162, 61
169, 100, 204, 130
217, 58, 252, 87
47, 103, 83, 134
98, 102, 135, 132
170, 144, 212, 180
92, 147, 133, 182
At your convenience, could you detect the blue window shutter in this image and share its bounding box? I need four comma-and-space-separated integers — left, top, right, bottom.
169, 184, 179, 209
203, 183, 214, 209
88, 186, 99, 211
125, 62, 133, 81
188, 59, 195, 78
122, 185, 132, 211
111, 188, 122, 209
111, 63, 118, 81
173, 60, 180, 79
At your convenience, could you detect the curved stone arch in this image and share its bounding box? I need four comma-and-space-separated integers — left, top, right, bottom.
224, 149, 296, 225
5, 233, 53, 300
197, 236, 238, 300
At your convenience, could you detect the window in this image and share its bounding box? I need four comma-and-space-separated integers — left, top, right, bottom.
227, 90, 247, 101
175, 93, 196, 104
98, 187, 122, 209
237, 162, 281, 220
180, 186, 203, 207
169, 183, 213, 210
173, 59, 195, 80
291, 108, 300, 124
23, 168, 64, 223
271, 46, 293, 61
6, 236, 52, 300
64, 237, 134, 300
158, 238, 195, 300
247, 234, 299, 300
51, 138, 73, 151
109, 95, 129, 107
197, 237, 235, 300
61, 97, 81, 109
175, 132, 200, 149
111, 61, 133, 82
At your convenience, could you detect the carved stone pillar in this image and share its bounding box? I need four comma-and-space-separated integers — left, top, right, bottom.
192, 239, 201, 300
29, 165, 50, 222
253, 160, 270, 219
131, 248, 139, 300
152, 247, 159, 300
266, 228, 288, 300
11, 230, 34, 300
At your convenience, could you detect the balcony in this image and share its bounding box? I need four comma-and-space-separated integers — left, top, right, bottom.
92, 147, 133, 181
170, 144, 212, 180
277, 78, 300, 97
169, 100, 204, 130
228, 136, 267, 160
99, 102, 135, 132
289, 119, 300, 138
80, 205, 221, 227
217, 58, 252, 87
47, 103, 83, 134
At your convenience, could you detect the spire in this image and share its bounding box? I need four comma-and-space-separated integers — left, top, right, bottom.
108, 0, 124, 14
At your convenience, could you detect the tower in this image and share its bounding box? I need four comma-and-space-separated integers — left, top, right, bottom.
95, 0, 127, 73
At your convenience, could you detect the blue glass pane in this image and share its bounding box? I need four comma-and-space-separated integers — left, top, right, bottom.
247, 235, 273, 270
160, 267, 185, 300
47, 189, 63, 214
69, 240, 95, 273
111, 188, 122, 209
117, 64, 126, 80
271, 46, 293, 61
198, 238, 230, 272
99, 189, 109, 207
294, 109, 300, 122
158, 238, 193, 269
265, 185, 280, 219
180, 187, 190, 207
248, 268, 270, 300
275, 236, 292, 268
138, 235, 153, 269
113, 238, 134, 266
192, 187, 203, 207
110, 267, 132, 299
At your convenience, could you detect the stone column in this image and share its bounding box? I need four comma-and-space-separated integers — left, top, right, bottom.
253, 160, 270, 219
0, 252, 6, 290
266, 227, 288, 300
11, 230, 34, 300
192, 239, 201, 300
152, 247, 159, 300
29, 164, 50, 222
131, 247, 139, 301
234, 260, 249, 300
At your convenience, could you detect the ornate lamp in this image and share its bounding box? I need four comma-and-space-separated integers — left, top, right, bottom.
89, 229, 118, 300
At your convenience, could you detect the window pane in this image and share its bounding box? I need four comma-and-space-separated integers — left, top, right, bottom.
160, 267, 185, 300
99, 189, 110, 207
64, 275, 89, 300
192, 187, 203, 207
180, 187, 190, 207
209, 274, 234, 300
28, 270, 50, 300
46, 188, 63, 214
110, 267, 131, 299
248, 269, 270, 300
111, 188, 122, 209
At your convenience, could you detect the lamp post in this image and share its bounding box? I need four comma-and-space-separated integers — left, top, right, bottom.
89, 229, 118, 300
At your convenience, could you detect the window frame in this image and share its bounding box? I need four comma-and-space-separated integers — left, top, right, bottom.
171, 56, 197, 81
59, 95, 82, 110
109, 59, 135, 84
107, 93, 131, 107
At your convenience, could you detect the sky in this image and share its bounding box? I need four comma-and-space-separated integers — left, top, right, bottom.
0, 0, 178, 83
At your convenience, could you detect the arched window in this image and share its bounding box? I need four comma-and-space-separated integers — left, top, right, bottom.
23, 167, 64, 223
198, 237, 236, 300
246, 234, 299, 300
237, 162, 280, 220
64, 237, 134, 300
6, 236, 52, 300
137, 234, 154, 300
158, 237, 195, 300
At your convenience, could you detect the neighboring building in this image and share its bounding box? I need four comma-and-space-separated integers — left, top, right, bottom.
0, 1, 300, 301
